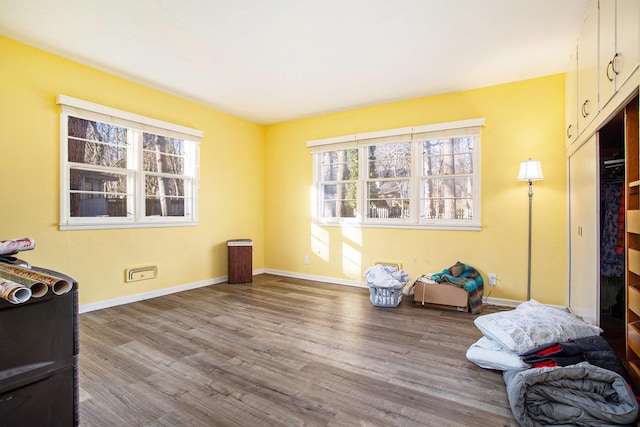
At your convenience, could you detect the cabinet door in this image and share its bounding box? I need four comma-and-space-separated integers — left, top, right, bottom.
600, 0, 640, 109
615, 0, 640, 87
577, 0, 599, 133
599, 0, 617, 106
566, 48, 578, 148
569, 135, 599, 326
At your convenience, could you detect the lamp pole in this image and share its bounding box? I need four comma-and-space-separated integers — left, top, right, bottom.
518, 158, 543, 301
526, 179, 533, 300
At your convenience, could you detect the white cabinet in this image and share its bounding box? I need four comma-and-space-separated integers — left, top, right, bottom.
568, 135, 599, 326
615, 0, 640, 86
577, 0, 599, 134
599, 0, 640, 109
566, 0, 640, 148
566, 48, 578, 148
599, 0, 616, 105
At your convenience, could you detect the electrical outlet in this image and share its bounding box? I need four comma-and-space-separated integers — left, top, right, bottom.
304, 255, 310, 265
488, 273, 497, 286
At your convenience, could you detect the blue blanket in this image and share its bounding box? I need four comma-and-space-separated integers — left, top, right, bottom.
430, 261, 484, 314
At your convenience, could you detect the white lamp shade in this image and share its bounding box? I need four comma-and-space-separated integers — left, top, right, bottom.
517, 159, 544, 181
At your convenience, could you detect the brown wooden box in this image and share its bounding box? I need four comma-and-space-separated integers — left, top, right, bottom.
227, 239, 253, 284
413, 279, 468, 312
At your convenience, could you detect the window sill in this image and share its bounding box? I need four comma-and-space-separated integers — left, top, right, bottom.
59, 221, 198, 231
313, 220, 481, 231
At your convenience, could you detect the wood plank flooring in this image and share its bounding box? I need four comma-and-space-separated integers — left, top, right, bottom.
78, 274, 517, 426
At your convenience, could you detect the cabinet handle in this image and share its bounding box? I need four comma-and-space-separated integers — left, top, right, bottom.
607, 52, 620, 75
607, 53, 620, 81
607, 60, 615, 81
566, 124, 573, 139
581, 100, 590, 118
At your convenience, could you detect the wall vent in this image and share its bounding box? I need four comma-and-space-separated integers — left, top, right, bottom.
125, 266, 158, 282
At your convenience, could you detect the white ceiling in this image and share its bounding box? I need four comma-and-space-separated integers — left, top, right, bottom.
0, 0, 590, 124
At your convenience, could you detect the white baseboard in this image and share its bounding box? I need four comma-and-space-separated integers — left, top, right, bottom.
263, 268, 367, 288
271, 270, 560, 312
80, 269, 269, 313
264, 269, 528, 309
79, 276, 224, 313
80, 268, 533, 314
483, 296, 520, 308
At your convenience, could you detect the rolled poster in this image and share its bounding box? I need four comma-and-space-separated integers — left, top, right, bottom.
0, 280, 32, 304
0, 264, 70, 296
0, 237, 35, 255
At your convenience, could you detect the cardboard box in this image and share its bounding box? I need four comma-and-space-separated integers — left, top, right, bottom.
413, 280, 469, 312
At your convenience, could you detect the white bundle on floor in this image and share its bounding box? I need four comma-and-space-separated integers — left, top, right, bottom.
364, 264, 409, 288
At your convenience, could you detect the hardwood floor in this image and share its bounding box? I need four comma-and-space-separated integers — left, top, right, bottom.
78, 274, 517, 426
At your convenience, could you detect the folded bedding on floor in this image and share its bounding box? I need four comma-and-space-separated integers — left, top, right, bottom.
503, 361, 638, 426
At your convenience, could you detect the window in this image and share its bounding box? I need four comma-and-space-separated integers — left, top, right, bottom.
308, 119, 483, 230
318, 148, 359, 218
58, 95, 202, 230
420, 136, 475, 221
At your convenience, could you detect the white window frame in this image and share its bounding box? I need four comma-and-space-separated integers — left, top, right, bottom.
57, 95, 202, 230
308, 118, 484, 231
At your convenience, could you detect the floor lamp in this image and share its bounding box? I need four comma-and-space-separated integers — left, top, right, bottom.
517, 159, 544, 300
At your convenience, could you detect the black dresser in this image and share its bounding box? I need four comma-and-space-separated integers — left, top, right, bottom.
0, 267, 79, 426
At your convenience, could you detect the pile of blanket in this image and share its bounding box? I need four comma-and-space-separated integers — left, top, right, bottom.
504, 361, 638, 426
466, 300, 639, 426
430, 261, 484, 314
506, 336, 639, 426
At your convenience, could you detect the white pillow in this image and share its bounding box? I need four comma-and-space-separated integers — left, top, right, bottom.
473, 299, 602, 354
466, 336, 529, 371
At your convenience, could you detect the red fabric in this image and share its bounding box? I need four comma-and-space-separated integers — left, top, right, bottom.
616, 189, 625, 255
536, 344, 562, 356
531, 360, 558, 368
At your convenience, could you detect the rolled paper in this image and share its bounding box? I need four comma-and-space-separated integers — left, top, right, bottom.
50, 279, 72, 295
0, 237, 35, 255
28, 282, 49, 298
0, 280, 32, 304
0, 268, 47, 297
0, 264, 71, 296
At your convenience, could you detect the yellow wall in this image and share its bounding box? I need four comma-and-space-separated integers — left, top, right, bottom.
264, 74, 567, 305
0, 34, 568, 308
0, 36, 265, 306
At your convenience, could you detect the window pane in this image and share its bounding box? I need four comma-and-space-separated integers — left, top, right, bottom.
320, 149, 358, 181
422, 177, 472, 198
145, 175, 187, 217
70, 169, 127, 192
143, 133, 185, 174
366, 180, 410, 218
321, 200, 357, 218
320, 183, 357, 218
421, 198, 473, 219
420, 177, 473, 219
368, 142, 411, 178
145, 197, 186, 217
145, 176, 185, 197
453, 137, 474, 153
67, 117, 128, 168
422, 138, 473, 175
70, 194, 129, 217
69, 169, 129, 218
